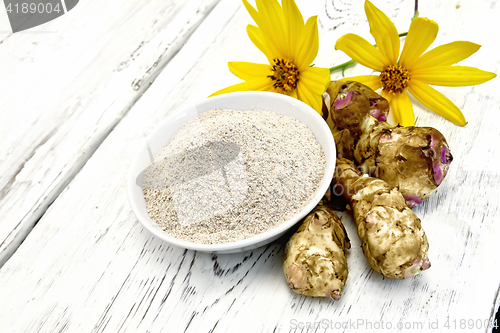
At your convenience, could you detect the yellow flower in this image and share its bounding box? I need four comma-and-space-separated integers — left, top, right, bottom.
210, 0, 331, 115
335, 0, 496, 126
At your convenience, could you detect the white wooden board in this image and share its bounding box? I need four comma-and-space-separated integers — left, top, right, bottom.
0, 0, 220, 266
0, 0, 499, 332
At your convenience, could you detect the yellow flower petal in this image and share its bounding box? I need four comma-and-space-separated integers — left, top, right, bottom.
283, 0, 304, 63
300, 66, 331, 95
385, 91, 415, 126
209, 78, 273, 97
297, 81, 323, 114
411, 66, 497, 86
243, 0, 285, 57
341, 75, 383, 91
411, 41, 482, 70
256, 0, 288, 56
242, 0, 259, 22
335, 34, 389, 71
364, 0, 400, 65
295, 16, 319, 70
399, 18, 438, 69
407, 80, 466, 126
228, 62, 272, 80
288, 88, 298, 99
246, 25, 280, 62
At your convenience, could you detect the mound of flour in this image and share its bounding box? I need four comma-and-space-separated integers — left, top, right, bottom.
142, 108, 326, 244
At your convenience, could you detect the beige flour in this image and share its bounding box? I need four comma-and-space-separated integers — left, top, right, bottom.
142, 108, 326, 244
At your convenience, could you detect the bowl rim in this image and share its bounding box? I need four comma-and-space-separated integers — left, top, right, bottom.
128, 91, 336, 252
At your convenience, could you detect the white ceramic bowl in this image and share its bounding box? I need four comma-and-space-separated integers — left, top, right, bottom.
128, 91, 336, 253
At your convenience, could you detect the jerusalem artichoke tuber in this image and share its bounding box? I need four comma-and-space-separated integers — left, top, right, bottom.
334, 157, 430, 279
327, 81, 453, 208
283, 204, 350, 300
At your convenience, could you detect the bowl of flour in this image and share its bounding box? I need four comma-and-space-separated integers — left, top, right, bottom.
128, 91, 336, 253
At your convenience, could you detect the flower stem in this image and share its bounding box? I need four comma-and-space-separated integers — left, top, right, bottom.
330, 32, 408, 74
328, 59, 356, 74
414, 0, 419, 19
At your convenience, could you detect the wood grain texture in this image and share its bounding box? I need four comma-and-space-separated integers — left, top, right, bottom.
0, 0, 499, 332
0, 0, 220, 266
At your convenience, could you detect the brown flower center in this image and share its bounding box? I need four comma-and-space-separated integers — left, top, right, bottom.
268, 58, 299, 92
380, 64, 410, 94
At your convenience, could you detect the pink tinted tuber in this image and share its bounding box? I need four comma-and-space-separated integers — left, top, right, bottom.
327, 80, 453, 208
334, 157, 430, 279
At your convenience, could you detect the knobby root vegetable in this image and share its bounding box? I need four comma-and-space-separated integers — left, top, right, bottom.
334, 157, 430, 279
283, 203, 350, 300
326, 81, 453, 208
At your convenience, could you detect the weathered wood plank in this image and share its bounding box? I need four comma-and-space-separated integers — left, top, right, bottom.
0, 0, 220, 266
0, 0, 499, 332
